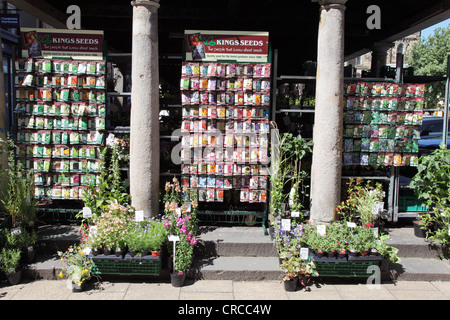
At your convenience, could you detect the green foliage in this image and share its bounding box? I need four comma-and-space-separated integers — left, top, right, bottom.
1, 138, 38, 228
162, 177, 199, 273
78, 146, 131, 220
336, 177, 384, 226
406, 26, 450, 108
270, 131, 312, 220
0, 248, 21, 273
410, 145, 450, 246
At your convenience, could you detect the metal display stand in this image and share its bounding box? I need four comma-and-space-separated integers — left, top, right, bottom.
271, 49, 450, 222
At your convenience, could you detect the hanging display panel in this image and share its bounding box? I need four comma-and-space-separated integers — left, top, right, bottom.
180, 61, 271, 203
14, 57, 106, 200
343, 82, 425, 167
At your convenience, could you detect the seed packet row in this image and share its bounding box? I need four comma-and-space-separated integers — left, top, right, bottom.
181, 119, 270, 133
180, 77, 271, 92
344, 82, 425, 98
15, 58, 106, 75
35, 186, 86, 200
181, 147, 269, 164
182, 163, 268, 176
345, 96, 424, 111
344, 124, 420, 140
182, 62, 271, 79
182, 91, 271, 105
344, 138, 419, 153
16, 144, 101, 159
181, 133, 269, 149
16, 73, 105, 89
16, 129, 104, 145
182, 174, 268, 190
18, 116, 105, 131
28, 157, 101, 173
198, 188, 267, 203
343, 110, 423, 126
16, 102, 106, 117
343, 152, 419, 167
16, 87, 106, 103
182, 105, 269, 119
35, 185, 102, 200
34, 173, 102, 187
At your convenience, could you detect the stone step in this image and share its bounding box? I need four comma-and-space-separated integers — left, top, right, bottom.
196, 226, 277, 257
190, 256, 282, 281
386, 226, 447, 259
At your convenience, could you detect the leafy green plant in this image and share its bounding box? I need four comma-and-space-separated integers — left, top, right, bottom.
91, 203, 135, 250
270, 131, 312, 221
58, 243, 93, 285
162, 177, 198, 273
410, 144, 450, 246
376, 234, 401, 263
1, 138, 38, 228
78, 145, 130, 220
0, 247, 21, 273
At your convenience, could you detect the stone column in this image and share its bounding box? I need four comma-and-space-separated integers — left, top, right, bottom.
370, 42, 394, 78
130, 0, 160, 217
309, 0, 347, 223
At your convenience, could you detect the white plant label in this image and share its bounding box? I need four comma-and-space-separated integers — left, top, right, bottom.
89, 226, 97, 237
184, 202, 192, 213
135, 210, 144, 222
168, 235, 180, 242
82, 207, 92, 218
291, 211, 300, 218
317, 224, 326, 236
281, 219, 291, 231
300, 247, 309, 260
176, 207, 182, 217
347, 222, 357, 228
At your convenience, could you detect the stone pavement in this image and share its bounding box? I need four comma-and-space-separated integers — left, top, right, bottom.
1, 278, 449, 301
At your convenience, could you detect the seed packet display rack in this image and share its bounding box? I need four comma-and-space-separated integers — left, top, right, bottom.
180, 62, 271, 226
343, 81, 425, 167
14, 58, 106, 206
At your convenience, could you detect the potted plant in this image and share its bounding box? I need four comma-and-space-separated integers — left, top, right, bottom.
19, 228, 38, 263
0, 248, 22, 285
280, 255, 301, 291
298, 261, 318, 288
376, 234, 400, 271
410, 145, 450, 247
58, 243, 94, 292
163, 177, 198, 287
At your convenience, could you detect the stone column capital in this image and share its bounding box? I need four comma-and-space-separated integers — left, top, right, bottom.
371, 42, 395, 53
312, 0, 347, 10
131, 0, 160, 9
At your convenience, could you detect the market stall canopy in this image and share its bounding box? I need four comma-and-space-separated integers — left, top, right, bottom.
8, 0, 450, 76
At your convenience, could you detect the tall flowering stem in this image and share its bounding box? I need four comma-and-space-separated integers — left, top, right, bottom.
162, 177, 198, 273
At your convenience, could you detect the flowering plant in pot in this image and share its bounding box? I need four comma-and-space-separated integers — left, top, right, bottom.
280, 255, 302, 291
58, 243, 93, 292
162, 177, 198, 286
91, 203, 134, 254
0, 248, 22, 285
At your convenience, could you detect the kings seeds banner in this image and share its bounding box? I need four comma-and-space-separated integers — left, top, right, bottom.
184, 30, 269, 63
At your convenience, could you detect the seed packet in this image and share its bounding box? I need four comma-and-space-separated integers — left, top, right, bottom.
360, 153, 369, 166
370, 139, 379, 152
96, 61, 106, 75
96, 91, 105, 104
240, 189, 249, 202
360, 138, 370, 152
206, 188, 215, 202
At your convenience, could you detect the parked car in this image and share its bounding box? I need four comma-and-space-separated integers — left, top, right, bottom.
419, 116, 450, 155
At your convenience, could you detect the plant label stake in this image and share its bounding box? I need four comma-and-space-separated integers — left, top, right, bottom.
168, 235, 180, 270
300, 247, 309, 260
135, 210, 144, 222
82, 207, 92, 218
317, 224, 326, 236
291, 211, 300, 218
281, 219, 291, 231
